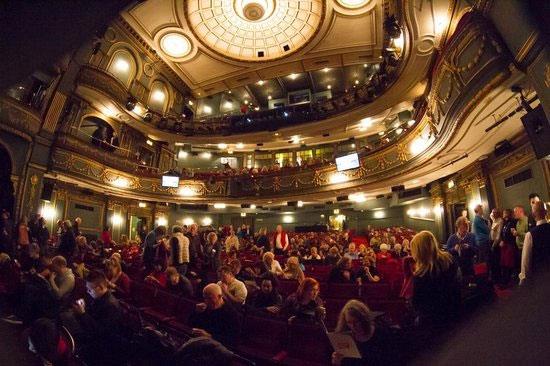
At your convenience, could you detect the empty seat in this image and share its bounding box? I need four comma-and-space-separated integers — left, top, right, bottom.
141, 289, 180, 323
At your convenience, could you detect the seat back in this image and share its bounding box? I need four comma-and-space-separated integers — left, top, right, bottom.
326, 283, 361, 299
286, 319, 332, 364
241, 315, 286, 354
131, 281, 157, 308
277, 279, 299, 297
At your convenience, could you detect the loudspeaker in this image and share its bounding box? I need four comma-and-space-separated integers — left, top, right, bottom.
391, 185, 405, 192
40, 182, 54, 201
494, 139, 514, 157
287, 201, 297, 207
521, 105, 550, 159
336, 195, 349, 201
241, 203, 250, 208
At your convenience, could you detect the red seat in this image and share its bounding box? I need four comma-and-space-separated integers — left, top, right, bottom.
284, 319, 332, 365
166, 297, 197, 329
362, 283, 391, 300
277, 279, 299, 297
141, 289, 179, 323
326, 283, 361, 299
131, 281, 157, 309
238, 315, 286, 358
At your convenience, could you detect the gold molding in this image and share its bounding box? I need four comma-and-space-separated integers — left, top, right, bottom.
515, 30, 540, 64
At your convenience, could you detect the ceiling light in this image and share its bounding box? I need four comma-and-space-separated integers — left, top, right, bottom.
201, 217, 212, 226
178, 150, 188, 159
146, 140, 153, 146
250, 204, 256, 209
374, 210, 385, 219
350, 193, 367, 203
200, 152, 212, 159
244, 100, 249, 105
327, 85, 332, 90
228, 90, 232, 94
151, 90, 165, 102
378, 131, 385, 136
396, 128, 403, 134
448, 180, 455, 189
218, 143, 228, 149
291, 135, 300, 144
183, 217, 194, 226
188, 100, 194, 106
111, 214, 123, 226
351, 143, 356, 148
289, 73, 298, 80
268, 95, 272, 100
320, 214, 325, 218
322, 68, 330, 73
228, 149, 234, 154
297, 201, 304, 207
282, 215, 293, 223
254, 106, 260, 111
407, 119, 416, 126
114, 59, 129, 72
333, 209, 340, 214
236, 143, 244, 149
241, 212, 247, 217
355, 80, 360, 85
337, 0, 369, 8
203, 105, 212, 114
274, 132, 279, 136
257, 80, 265, 86
213, 203, 226, 209
363, 63, 368, 68
138, 202, 147, 208
160, 33, 192, 58
157, 216, 168, 227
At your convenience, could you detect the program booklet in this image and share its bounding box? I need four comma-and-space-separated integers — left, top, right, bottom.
327, 332, 362, 359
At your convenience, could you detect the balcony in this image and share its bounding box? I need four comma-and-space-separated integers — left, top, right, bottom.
0, 95, 42, 138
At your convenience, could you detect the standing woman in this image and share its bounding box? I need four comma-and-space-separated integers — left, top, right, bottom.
37, 217, 50, 256
499, 209, 517, 286
410, 231, 460, 328
58, 220, 76, 262
17, 216, 30, 253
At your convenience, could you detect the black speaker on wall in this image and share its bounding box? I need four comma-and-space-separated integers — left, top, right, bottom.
336, 195, 348, 201
41, 182, 54, 201
391, 185, 405, 192
521, 105, 550, 159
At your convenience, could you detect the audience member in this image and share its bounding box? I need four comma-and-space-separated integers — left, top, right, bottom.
274, 224, 290, 255
279, 277, 325, 321
262, 251, 284, 276
145, 260, 168, 288
411, 231, 460, 328
446, 217, 476, 284
329, 257, 357, 283
49, 256, 75, 303
513, 206, 528, 251
249, 278, 282, 312
282, 256, 305, 283
217, 265, 247, 306
189, 283, 241, 347
104, 258, 131, 298
331, 299, 402, 365
473, 205, 491, 262
165, 266, 193, 297
171, 336, 234, 366
519, 201, 550, 285
499, 209, 517, 285
356, 256, 381, 284
169, 225, 190, 276
224, 227, 240, 253
527, 193, 541, 230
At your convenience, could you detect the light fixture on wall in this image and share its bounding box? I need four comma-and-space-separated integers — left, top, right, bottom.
213, 203, 226, 209
41, 205, 56, 220
111, 214, 123, 226
297, 201, 304, 207
183, 217, 194, 226
250, 204, 256, 209
282, 215, 293, 223
138, 202, 147, 208
201, 217, 212, 226
373, 210, 385, 219
241, 212, 247, 217
333, 209, 340, 214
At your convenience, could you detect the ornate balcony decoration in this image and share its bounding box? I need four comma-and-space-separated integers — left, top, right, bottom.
76, 65, 128, 105
0, 96, 42, 139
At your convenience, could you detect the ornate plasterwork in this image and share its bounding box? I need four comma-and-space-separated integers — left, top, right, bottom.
0, 96, 42, 140
185, 0, 324, 62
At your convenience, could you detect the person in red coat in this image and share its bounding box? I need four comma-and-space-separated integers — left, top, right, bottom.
273, 225, 289, 255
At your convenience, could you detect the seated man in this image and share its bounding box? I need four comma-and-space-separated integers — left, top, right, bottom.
217, 265, 247, 306
166, 266, 194, 297
48, 256, 75, 304
67, 270, 130, 365
189, 283, 241, 347
248, 278, 282, 314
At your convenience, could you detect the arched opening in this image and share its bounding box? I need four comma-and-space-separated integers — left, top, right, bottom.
80, 116, 117, 151
0, 144, 15, 215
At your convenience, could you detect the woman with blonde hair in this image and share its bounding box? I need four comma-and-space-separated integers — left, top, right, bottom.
262, 251, 284, 276
104, 258, 131, 297
410, 230, 460, 327
282, 256, 305, 283
331, 299, 399, 365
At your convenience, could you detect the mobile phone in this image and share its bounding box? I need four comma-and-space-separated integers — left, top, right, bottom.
76, 298, 85, 307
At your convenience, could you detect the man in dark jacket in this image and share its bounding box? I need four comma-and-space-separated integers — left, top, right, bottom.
70, 270, 130, 365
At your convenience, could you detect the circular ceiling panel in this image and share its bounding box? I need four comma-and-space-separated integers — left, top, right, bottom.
160, 33, 193, 58
185, 0, 324, 61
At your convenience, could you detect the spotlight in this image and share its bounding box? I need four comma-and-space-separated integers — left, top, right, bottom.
125, 97, 137, 111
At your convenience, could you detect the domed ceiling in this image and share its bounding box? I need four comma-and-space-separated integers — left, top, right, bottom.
186, 0, 324, 61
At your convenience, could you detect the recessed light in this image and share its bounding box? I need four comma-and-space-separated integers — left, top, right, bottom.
254, 106, 260, 111
114, 59, 129, 72
355, 79, 360, 85
378, 131, 385, 136
268, 95, 272, 100
407, 119, 416, 126
327, 85, 332, 90
218, 143, 227, 149
257, 80, 265, 85
323, 67, 330, 73
244, 100, 249, 105
236, 143, 244, 149
188, 100, 194, 106
151, 90, 165, 102
396, 128, 403, 134
146, 139, 153, 146
289, 73, 299, 80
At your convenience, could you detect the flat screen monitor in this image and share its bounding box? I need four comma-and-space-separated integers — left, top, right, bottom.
335, 153, 360, 171
161, 175, 180, 188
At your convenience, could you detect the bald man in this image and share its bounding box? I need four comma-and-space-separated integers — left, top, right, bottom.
519, 201, 550, 285
189, 283, 241, 347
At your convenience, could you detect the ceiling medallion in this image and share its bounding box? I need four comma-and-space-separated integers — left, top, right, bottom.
186, 0, 324, 61
160, 33, 192, 58
243, 3, 265, 21
336, 0, 370, 9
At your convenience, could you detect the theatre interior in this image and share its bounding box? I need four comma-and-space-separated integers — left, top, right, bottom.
1, 0, 549, 365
